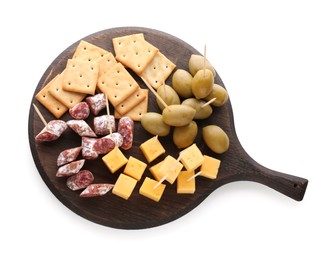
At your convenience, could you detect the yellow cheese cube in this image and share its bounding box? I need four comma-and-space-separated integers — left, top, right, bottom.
139, 177, 166, 202
112, 173, 137, 200
180, 144, 204, 172
157, 155, 183, 184
149, 161, 163, 181
177, 171, 195, 194
102, 146, 128, 173
200, 155, 221, 179
123, 156, 147, 181
139, 136, 165, 163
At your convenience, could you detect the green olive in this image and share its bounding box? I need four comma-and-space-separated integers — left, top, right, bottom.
156, 84, 180, 111
172, 69, 193, 98
173, 121, 198, 148
188, 54, 216, 77
140, 112, 170, 136
204, 84, 228, 107
182, 98, 213, 120
191, 69, 214, 99
202, 125, 229, 154
162, 104, 196, 127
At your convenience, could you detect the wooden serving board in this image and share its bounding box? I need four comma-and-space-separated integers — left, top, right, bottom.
28, 27, 308, 229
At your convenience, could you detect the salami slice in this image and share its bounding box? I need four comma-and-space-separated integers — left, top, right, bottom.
93, 136, 115, 154
35, 120, 67, 142
66, 170, 94, 191
56, 159, 85, 177
85, 93, 106, 115
109, 132, 123, 147
118, 117, 134, 150
67, 120, 96, 137
69, 102, 90, 120
81, 137, 98, 160
93, 133, 123, 154
93, 115, 116, 135
80, 183, 114, 197
57, 146, 82, 166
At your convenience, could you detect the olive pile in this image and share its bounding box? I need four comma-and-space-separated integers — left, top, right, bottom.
141, 54, 229, 154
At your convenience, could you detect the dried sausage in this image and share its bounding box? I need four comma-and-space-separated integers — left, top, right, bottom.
57, 146, 82, 166
93, 132, 123, 154
118, 117, 134, 150
93, 115, 116, 136
81, 137, 98, 160
85, 93, 106, 115
67, 120, 96, 137
56, 159, 85, 177
35, 120, 67, 142
66, 170, 94, 191
80, 183, 114, 197
69, 102, 90, 120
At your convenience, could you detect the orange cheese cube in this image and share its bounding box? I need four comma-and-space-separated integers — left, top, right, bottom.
177, 170, 195, 194
102, 146, 128, 173
180, 144, 204, 172
139, 136, 165, 163
157, 155, 183, 184
149, 161, 163, 181
123, 156, 147, 181
139, 177, 166, 202
200, 155, 221, 179
112, 173, 137, 200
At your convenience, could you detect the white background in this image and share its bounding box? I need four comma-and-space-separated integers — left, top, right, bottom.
1, 0, 325, 259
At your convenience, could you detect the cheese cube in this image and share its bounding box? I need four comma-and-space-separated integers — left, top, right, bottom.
149, 161, 163, 181
157, 155, 183, 184
123, 156, 147, 181
200, 155, 221, 179
139, 136, 165, 162
102, 146, 128, 173
180, 144, 204, 172
112, 173, 137, 200
177, 171, 195, 194
139, 177, 166, 202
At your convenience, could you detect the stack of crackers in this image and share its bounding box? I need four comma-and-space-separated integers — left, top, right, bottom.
35, 33, 176, 121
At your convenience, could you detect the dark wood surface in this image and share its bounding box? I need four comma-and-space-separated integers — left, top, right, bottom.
28, 27, 308, 229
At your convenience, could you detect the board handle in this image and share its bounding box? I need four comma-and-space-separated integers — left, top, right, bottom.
240, 155, 308, 201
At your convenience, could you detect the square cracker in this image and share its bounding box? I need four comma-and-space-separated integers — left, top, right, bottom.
73, 40, 109, 62
35, 75, 68, 118
114, 89, 148, 121
112, 34, 158, 75
97, 62, 139, 106
48, 70, 86, 108
62, 59, 99, 95
96, 52, 117, 77
114, 88, 148, 115
140, 51, 176, 90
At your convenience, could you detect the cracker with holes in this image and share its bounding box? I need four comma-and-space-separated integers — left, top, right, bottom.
96, 52, 118, 77
73, 40, 109, 62
35, 75, 68, 118
112, 34, 159, 75
140, 51, 176, 90
48, 70, 86, 108
62, 59, 99, 95
97, 62, 139, 106
114, 87, 147, 115
114, 89, 148, 121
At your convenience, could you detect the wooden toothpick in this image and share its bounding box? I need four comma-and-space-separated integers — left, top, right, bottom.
201, 97, 216, 108
187, 171, 202, 182
33, 103, 48, 127
105, 94, 113, 136
141, 76, 169, 109
153, 175, 167, 190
